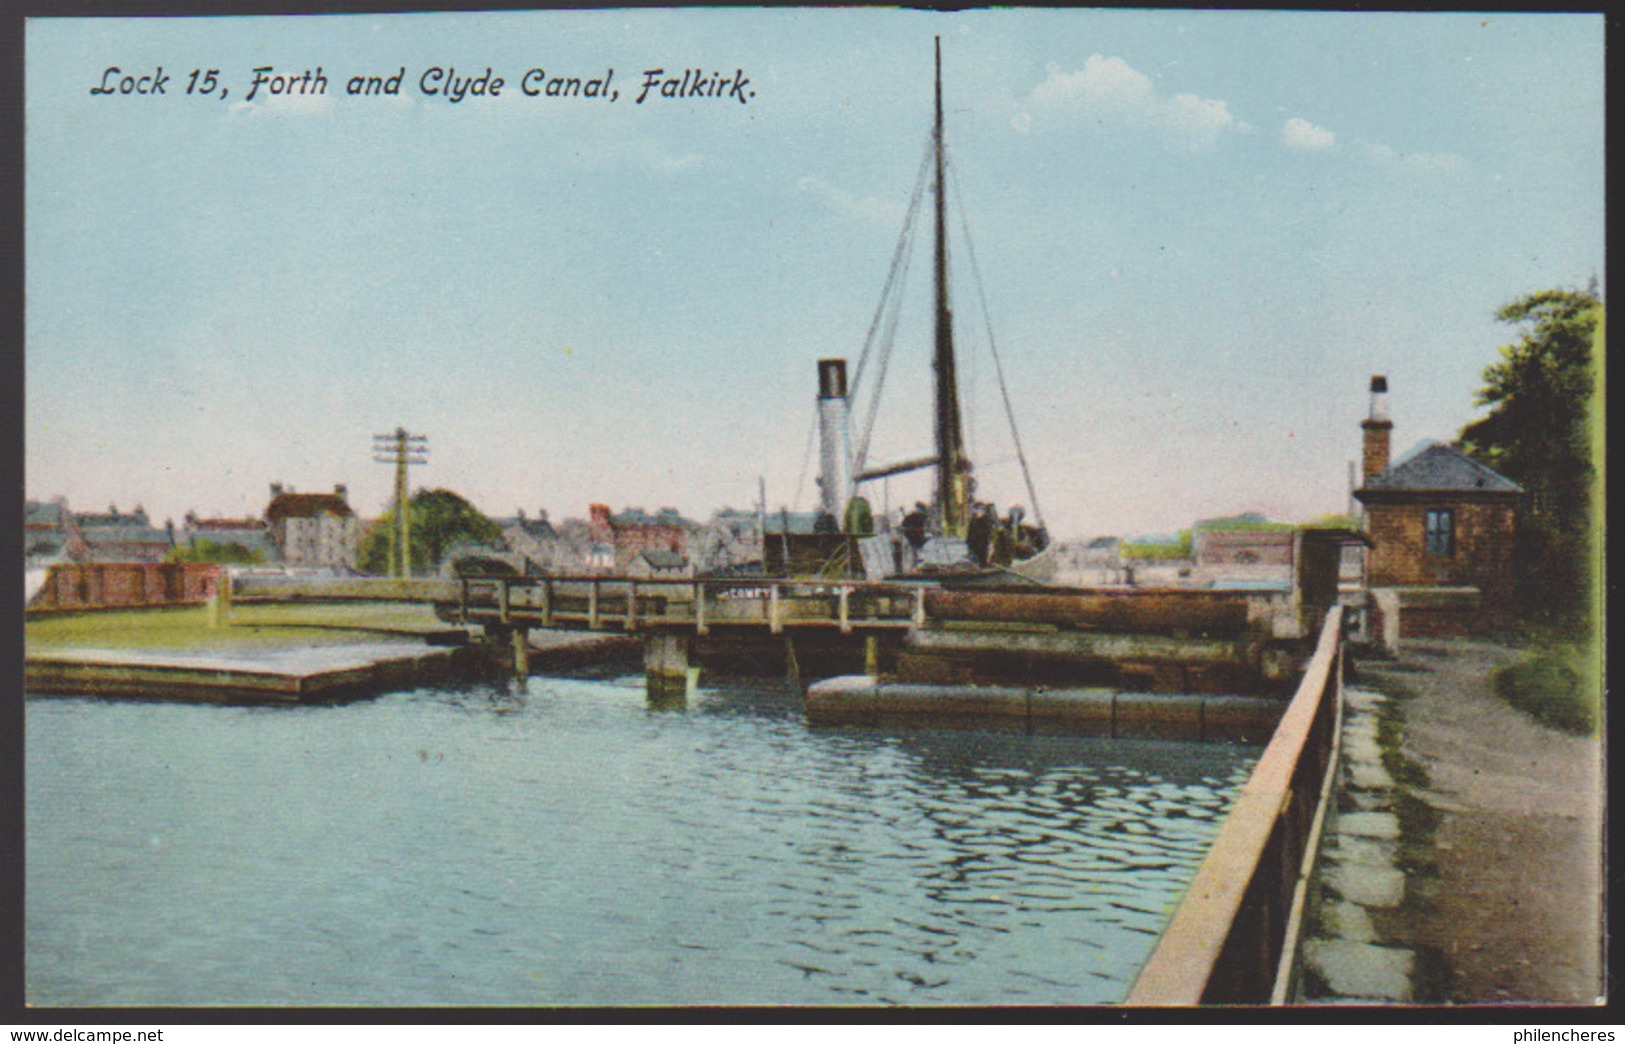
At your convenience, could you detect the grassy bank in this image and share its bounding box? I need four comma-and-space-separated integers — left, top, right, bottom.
25, 602, 452, 653
1493, 644, 1599, 737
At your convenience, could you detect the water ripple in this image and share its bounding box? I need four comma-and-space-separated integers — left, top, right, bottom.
27, 679, 1255, 1006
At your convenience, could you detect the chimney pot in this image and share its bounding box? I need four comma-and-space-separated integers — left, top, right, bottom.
1361, 375, 1393, 481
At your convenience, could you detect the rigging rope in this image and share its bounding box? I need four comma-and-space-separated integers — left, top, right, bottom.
791, 408, 817, 514
800, 135, 935, 509
946, 151, 1047, 530
851, 137, 936, 478
850, 137, 936, 402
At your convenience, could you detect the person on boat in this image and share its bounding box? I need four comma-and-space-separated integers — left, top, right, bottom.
901, 504, 928, 552
967, 502, 996, 567
989, 511, 1015, 567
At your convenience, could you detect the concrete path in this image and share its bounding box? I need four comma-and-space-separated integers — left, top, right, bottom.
1392, 640, 1604, 1005
1302, 639, 1604, 1005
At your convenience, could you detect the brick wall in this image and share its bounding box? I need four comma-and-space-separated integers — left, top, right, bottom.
1366, 501, 1515, 595
30, 562, 221, 611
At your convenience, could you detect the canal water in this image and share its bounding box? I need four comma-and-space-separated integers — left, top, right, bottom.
26, 674, 1258, 1006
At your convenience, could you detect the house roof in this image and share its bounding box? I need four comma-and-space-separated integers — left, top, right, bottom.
78, 523, 170, 546
266, 492, 356, 521
74, 508, 152, 528
637, 549, 689, 570
26, 500, 68, 528
1361, 441, 1523, 494
188, 518, 268, 532
502, 516, 560, 541
613, 507, 693, 529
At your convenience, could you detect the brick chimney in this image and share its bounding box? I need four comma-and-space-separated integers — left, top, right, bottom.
1360, 374, 1393, 482
589, 503, 613, 542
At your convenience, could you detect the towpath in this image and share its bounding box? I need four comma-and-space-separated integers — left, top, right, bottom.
1364, 639, 1604, 1005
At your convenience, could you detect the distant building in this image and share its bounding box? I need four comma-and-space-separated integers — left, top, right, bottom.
1078, 535, 1122, 568
626, 548, 692, 579
1191, 515, 1295, 568
498, 509, 581, 573
72, 504, 173, 564
694, 507, 763, 574
25, 498, 87, 568
1353, 376, 1522, 639
181, 512, 274, 561
264, 483, 360, 569
590, 503, 698, 573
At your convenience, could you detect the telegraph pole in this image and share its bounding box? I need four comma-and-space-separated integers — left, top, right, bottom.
372, 427, 428, 578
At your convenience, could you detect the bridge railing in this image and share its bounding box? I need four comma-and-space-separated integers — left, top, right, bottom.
450, 575, 932, 634
1125, 604, 1344, 1005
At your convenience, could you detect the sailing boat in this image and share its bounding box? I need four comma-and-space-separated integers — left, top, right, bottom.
803, 37, 1056, 584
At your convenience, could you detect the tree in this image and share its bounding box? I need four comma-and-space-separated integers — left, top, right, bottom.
1457, 287, 1602, 628
165, 539, 265, 565
358, 488, 504, 576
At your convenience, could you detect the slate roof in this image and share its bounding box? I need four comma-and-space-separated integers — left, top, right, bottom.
266, 492, 356, 521
637, 550, 689, 570
613, 507, 693, 528
77, 523, 169, 545
26, 500, 67, 528
501, 516, 561, 541
189, 518, 268, 531
1361, 441, 1523, 494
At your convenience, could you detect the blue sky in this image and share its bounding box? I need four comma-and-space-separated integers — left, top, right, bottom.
25, 9, 1604, 540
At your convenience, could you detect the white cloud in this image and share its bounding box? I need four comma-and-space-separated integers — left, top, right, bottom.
1020, 55, 1239, 150
1356, 139, 1467, 172
796, 175, 905, 228
1281, 116, 1335, 151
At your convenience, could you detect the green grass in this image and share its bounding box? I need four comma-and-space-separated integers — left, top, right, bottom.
25, 602, 450, 653
1493, 647, 1599, 737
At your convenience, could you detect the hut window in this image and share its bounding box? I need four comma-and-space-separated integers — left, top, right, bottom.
1424, 509, 1454, 556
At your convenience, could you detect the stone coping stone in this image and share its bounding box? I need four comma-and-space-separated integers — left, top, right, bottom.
1325, 863, 1406, 908
1027, 687, 1115, 728
1347, 761, 1396, 791
1112, 691, 1206, 740
1303, 938, 1414, 1002
805, 677, 1280, 741
1344, 687, 1389, 712
1317, 900, 1377, 944
1343, 790, 1395, 812
1338, 811, 1400, 840
1326, 834, 1399, 869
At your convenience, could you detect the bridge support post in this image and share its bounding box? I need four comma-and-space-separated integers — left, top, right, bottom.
207, 569, 231, 628
784, 635, 801, 687
511, 625, 531, 677
864, 634, 880, 677
644, 632, 691, 707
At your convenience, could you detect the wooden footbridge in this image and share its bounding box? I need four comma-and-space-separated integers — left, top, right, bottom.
229, 567, 1336, 696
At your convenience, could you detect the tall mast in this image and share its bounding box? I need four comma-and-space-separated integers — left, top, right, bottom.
932, 35, 970, 538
